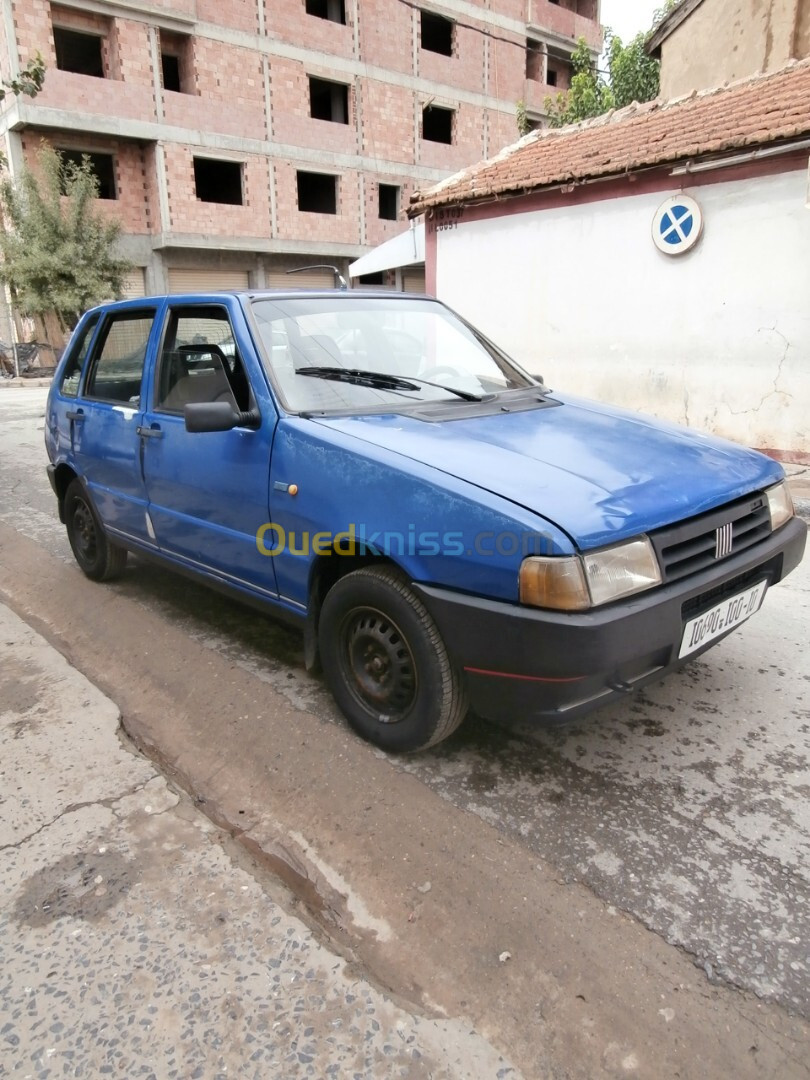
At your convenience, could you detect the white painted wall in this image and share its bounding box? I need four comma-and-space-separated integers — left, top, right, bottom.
435, 167, 810, 454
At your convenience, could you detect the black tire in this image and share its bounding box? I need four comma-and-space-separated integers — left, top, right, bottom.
64, 479, 128, 582
318, 565, 468, 752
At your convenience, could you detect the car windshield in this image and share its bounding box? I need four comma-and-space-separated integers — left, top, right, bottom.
250, 295, 533, 413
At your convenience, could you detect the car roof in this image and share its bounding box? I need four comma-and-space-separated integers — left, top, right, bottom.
86, 289, 431, 316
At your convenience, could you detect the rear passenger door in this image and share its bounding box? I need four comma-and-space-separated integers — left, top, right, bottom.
71, 306, 160, 547
139, 301, 280, 598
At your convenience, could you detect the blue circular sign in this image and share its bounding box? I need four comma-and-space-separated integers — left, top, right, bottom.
652, 195, 703, 255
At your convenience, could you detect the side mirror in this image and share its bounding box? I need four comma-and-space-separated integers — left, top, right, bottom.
184, 402, 260, 432
530, 373, 545, 386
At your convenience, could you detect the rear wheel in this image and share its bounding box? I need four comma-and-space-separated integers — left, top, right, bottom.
64, 479, 128, 582
318, 565, 467, 752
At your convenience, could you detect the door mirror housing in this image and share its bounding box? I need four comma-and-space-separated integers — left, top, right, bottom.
184, 402, 260, 432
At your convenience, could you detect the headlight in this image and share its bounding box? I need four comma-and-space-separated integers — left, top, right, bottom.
520, 537, 661, 611
765, 481, 794, 531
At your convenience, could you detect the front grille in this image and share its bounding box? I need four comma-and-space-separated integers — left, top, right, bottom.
650, 493, 771, 584
681, 567, 768, 619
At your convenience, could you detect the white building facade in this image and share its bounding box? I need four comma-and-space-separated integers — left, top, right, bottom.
410, 62, 810, 460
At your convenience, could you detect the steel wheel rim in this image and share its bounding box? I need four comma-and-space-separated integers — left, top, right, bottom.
72, 498, 98, 563
341, 606, 417, 723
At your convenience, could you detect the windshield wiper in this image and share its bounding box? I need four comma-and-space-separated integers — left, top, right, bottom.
296, 366, 484, 401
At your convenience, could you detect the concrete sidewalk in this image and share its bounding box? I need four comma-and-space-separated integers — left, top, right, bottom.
784, 463, 810, 519
0, 602, 516, 1079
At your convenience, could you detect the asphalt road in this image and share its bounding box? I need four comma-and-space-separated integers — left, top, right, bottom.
2, 386, 809, 1067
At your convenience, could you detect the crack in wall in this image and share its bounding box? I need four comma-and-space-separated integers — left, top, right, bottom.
727, 326, 792, 417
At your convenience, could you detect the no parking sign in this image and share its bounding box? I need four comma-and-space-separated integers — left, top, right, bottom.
652, 195, 703, 255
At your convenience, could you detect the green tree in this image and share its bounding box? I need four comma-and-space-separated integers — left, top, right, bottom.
0, 147, 132, 333
542, 2, 678, 129
605, 29, 661, 110
0, 54, 46, 164
544, 37, 614, 129
1, 53, 45, 103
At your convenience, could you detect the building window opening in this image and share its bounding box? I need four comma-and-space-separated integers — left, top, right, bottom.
161, 53, 181, 92
421, 11, 454, 56
160, 32, 192, 94
526, 39, 543, 81
297, 171, 338, 214
357, 272, 386, 286
305, 0, 346, 25
53, 27, 105, 78
59, 150, 116, 199
309, 77, 349, 124
546, 56, 571, 89
378, 184, 400, 220
193, 158, 244, 205
422, 105, 453, 144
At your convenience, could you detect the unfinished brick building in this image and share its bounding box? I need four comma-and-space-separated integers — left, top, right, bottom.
0, 0, 600, 297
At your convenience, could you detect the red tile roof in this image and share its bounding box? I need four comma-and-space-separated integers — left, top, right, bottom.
408, 59, 810, 216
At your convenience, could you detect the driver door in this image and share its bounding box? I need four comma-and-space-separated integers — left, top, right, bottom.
139, 301, 280, 598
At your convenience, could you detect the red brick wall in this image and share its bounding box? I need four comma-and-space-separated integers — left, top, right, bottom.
162, 144, 272, 237
4, 0, 601, 262
11, 0, 58, 69
269, 56, 360, 153
358, 80, 414, 161
489, 33, 528, 102
274, 159, 362, 246
268, 0, 356, 60
363, 172, 418, 246
197, 0, 260, 34
358, 0, 413, 73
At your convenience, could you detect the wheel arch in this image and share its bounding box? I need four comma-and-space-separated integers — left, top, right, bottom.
304, 549, 405, 673
52, 463, 79, 523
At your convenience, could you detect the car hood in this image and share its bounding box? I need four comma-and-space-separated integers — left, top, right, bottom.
312, 395, 783, 548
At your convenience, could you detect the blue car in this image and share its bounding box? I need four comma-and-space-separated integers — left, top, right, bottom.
45, 291, 806, 751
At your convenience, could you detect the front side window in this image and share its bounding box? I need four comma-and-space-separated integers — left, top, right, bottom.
155, 307, 251, 413
85, 312, 154, 404
251, 296, 531, 413
60, 314, 100, 397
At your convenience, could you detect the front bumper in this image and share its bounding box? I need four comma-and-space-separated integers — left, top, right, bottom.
414, 515, 806, 722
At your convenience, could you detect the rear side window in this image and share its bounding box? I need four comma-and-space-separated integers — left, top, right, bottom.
60, 315, 100, 397
85, 312, 154, 405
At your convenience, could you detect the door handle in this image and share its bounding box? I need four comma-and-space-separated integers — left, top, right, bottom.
136, 425, 163, 439
66, 410, 84, 421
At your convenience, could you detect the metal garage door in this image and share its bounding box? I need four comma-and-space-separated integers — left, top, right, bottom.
121, 268, 146, 298
266, 267, 335, 290
167, 268, 250, 293
402, 268, 426, 293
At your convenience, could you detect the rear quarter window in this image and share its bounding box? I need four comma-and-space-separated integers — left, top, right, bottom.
84, 312, 155, 405
60, 315, 100, 397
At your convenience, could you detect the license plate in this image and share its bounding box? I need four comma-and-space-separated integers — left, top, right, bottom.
679, 580, 768, 659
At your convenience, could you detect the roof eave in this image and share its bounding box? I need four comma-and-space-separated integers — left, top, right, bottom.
407, 135, 810, 217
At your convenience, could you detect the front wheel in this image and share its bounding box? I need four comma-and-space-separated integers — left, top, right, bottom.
318, 565, 468, 752
64, 479, 128, 582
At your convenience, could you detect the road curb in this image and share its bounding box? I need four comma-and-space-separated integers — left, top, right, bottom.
0, 377, 53, 388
